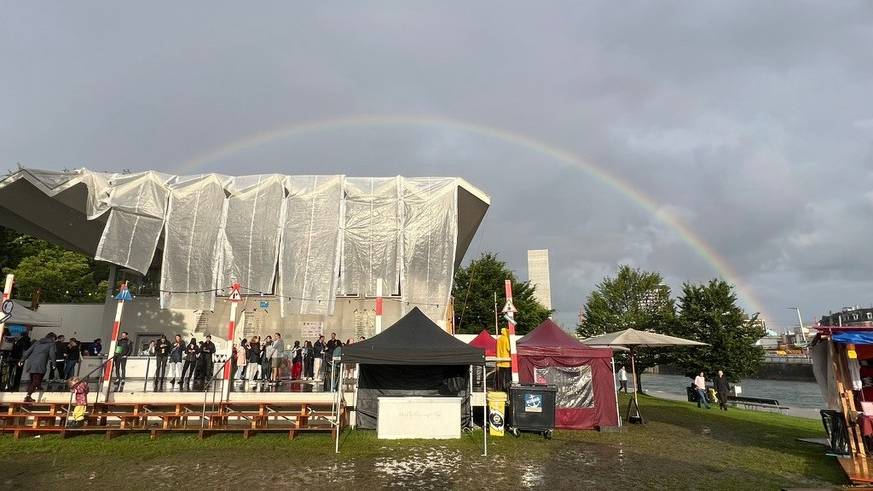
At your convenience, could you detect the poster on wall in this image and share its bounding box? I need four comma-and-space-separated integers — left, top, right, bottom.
301, 321, 323, 340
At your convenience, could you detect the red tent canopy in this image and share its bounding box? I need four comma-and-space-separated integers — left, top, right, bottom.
517, 319, 618, 430
468, 329, 497, 356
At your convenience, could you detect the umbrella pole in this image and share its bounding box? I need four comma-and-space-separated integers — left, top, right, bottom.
627, 349, 644, 424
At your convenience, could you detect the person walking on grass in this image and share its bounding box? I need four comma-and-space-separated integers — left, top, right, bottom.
715, 370, 730, 411
694, 371, 710, 409
19, 332, 57, 402
617, 365, 628, 393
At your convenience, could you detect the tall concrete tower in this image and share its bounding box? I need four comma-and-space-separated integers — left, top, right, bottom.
527, 249, 552, 310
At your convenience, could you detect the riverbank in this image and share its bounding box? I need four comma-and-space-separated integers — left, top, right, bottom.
641, 373, 823, 419
0, 394, 843, 489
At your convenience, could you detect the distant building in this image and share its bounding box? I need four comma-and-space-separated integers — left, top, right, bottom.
820, 307, 873, 327
527, 249, 552, 310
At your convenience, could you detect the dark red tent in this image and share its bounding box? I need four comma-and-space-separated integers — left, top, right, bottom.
468, 329, 497, 356
517, 319, 619, 430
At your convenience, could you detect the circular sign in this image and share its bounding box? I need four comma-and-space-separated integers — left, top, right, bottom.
1, 299, 12, 316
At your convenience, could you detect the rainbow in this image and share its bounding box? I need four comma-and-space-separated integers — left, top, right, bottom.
177, 114, 768, 321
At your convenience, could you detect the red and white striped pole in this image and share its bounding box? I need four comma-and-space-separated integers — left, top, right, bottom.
103, 281, 130, 398
375, 278, 383, 335
503, 280, 520, 384
222, 283, 242, 401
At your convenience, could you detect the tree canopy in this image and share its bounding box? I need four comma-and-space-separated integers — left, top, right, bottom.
452, 252, 552, 335
578, 265, 676, 337
577, 265, 676, 391
0, 226, 107, 303
666, 279, 765, 382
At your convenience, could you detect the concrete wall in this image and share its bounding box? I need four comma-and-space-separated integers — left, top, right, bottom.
90, 295, 410, 353
32, 303, 105, 341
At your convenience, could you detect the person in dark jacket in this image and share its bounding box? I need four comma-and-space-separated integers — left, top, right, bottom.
114, 332, 132, 384
202, 335, 216, 381
246, 336, 261, 382
50, 335, 67, 381
181, 338, 199, 387
303, 340, 314, 380
153, 334, 171, 384
9, 333, 31, 391
715, 370, 731, 411
313, 335, 325, 382
19, 333, 57, 402
169, 335, 184, 385
64, 338, 81, 380
192, 342, 209, 385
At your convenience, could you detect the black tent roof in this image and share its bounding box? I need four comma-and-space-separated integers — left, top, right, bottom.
342, 307, 485, 365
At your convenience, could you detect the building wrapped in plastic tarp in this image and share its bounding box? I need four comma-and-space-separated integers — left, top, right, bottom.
0, 168, 490, 325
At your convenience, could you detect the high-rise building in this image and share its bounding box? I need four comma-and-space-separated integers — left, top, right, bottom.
527, 249, 552, 311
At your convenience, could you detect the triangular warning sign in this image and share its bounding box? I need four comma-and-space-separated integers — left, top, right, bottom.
228, 286, 242, 302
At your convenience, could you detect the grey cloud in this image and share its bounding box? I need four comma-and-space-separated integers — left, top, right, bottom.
3, 1, 873, 330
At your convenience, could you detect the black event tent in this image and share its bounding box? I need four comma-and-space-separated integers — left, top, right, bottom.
342, 307, 485, 429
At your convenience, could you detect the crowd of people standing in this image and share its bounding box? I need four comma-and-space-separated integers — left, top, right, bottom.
232, 332, 361, 389
12, 328, 366, 401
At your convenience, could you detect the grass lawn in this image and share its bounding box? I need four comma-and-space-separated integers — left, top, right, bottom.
0, 394, 845, 490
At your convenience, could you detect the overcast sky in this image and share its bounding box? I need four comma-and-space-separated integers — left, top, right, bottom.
3, 1, 872, 330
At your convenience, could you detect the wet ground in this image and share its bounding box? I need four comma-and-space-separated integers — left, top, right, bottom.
0, 394, 842, 490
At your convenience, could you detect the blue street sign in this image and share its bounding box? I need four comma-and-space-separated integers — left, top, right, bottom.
260, 301, 269, 309
115, 289, 133, 302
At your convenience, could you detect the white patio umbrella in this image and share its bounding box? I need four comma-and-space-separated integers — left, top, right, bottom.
582, 328, 707, 423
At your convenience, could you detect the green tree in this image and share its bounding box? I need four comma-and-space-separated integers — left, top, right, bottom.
453, 252, 552, 335
0, 225, 107, 304
577, 265, 676, 391
8, 248, 107, 303
667, 279, 765, 382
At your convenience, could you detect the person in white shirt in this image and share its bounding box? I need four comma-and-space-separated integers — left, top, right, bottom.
693, 372, 710, 409
617, 366, 628, 393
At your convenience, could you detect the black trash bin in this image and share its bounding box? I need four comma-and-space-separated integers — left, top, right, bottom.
507, 383, 557, 439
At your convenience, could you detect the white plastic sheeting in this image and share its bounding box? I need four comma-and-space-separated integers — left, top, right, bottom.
340, 177, 401, 296
95, 172, 169, 274
400, 178, 458, 321
218, 175, 284, 294
160, 175, 227, 310
3, 168, 481, 322
279, 176, 344, 317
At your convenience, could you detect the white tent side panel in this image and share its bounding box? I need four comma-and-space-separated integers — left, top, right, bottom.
160, 176, 227, 310
340, 177, 401, 297
279, 175, 344, 317
217, 175, 284, 293
94, 172, 169, 274
400, 177, 458, 323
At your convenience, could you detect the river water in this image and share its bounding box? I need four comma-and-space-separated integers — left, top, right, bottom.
640, 373, 824, 419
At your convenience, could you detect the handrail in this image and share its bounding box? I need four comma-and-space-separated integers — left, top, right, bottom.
201, 357, 232, 430
64, 354, 116, 427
